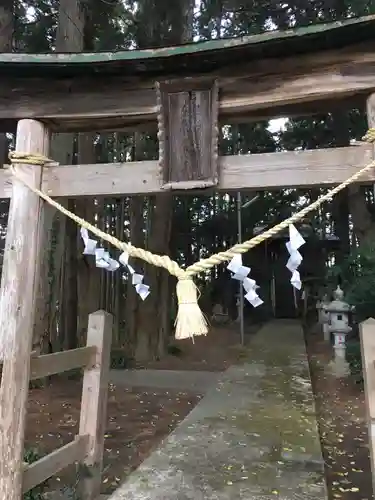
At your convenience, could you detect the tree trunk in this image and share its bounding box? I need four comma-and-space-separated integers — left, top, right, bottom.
348, 185, 375, 245
133, 0, 194, 362
76, 133, 100, 345
125, 131, 145, 358
51, 0, 86, 351
0, 0, 13, 165
331, 111, 350, 264
114, 197, 126, 346
48, 135, 74, 352
349, 99, 375, 246
135, 195, 172, 361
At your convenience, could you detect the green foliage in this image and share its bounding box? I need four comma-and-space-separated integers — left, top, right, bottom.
23, 448, 49, 500
6, 0, 375, 359
166, 344, 183, 357
66, 368, 83, 380
322, 229, 375, 388
327, 243, 375, 385
346, 340, 363, 384
29, 378, 45, 389
328, 242, 375, 322
110, 349, 132, 369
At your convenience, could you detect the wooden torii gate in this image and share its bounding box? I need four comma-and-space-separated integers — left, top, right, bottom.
1, 14, 375, 500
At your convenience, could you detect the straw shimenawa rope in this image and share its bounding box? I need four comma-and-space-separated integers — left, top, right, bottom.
8, 128, 375, 340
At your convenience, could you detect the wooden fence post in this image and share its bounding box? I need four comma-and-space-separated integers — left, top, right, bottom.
78, 310, 113, 499
0, 119, 50, 500
360, 318, 375, 497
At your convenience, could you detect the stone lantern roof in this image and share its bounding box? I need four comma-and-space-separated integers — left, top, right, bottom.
326, 286, 351, 313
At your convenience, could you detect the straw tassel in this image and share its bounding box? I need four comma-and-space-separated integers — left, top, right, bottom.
174, 278, 208, 340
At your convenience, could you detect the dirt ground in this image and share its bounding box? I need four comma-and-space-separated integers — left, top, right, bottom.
306, 330, 372, 500
26, 380, 201, 495
25, 324, 251, 496
139, 322, 259, 371
24, 323, 373, 499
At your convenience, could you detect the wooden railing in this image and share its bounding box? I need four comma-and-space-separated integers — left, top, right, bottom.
10, 310, 112, 499
359, 318, 375, 496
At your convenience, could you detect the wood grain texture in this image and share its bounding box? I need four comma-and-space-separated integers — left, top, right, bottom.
360, 93, 375, 498
78, 310, 112, 500
367, 93, 375, 157
211, 80, 219, 184
0, 145, 371, 199
156, 81, 165, 183
29, 346, 96, 380
360, 318, 375, 496
22, 436, 89, 494
161, 179, 218, 191
0, 47, 374, 131
0, 119, 50, 500
360, 319, 375, 417
158, 79, 219, 187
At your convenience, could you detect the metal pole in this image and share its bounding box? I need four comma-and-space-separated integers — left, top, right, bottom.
270, 257, 276, 316
237, 191, 245, 345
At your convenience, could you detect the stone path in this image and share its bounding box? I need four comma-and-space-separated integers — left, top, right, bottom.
110, 369, 219, 393
107, 320, 327, 500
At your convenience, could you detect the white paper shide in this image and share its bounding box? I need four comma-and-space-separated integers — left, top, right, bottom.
286, 224, 305, 290
227, 254, 263, 307
119, 251, 151, 301
80, 227, 150, 301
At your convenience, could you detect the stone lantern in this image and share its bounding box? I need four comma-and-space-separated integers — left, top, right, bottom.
324, 285, 352, 377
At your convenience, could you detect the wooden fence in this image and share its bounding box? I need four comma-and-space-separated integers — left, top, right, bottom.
0, 309, 112, 500
360, 318, 375, 497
